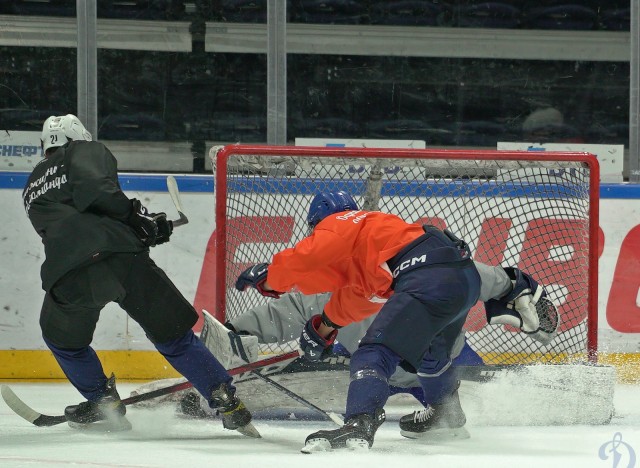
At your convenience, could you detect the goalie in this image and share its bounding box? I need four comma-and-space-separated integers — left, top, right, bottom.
233, 191, 558, 452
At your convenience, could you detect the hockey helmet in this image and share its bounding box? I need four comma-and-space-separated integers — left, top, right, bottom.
41, 114, 92, 153
307, 191, 359, 230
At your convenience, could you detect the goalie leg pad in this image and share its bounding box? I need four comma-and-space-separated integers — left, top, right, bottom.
200, 310, 259, 369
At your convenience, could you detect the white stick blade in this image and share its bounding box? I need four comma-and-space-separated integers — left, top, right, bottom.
1, 385, 41, 424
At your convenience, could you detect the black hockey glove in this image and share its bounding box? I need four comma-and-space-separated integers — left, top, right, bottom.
127, 199, 172, 247
300, 314, 338, 361
154, 213, 173, 245
235, 263, 282, 298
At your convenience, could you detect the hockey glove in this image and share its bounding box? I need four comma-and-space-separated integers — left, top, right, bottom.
235, 263, 281, 299
127, 199, 173, 247
127, 199, 158, 247
154, 213, 173, 245
485, 267, 559, 345
300, 314, 338, 361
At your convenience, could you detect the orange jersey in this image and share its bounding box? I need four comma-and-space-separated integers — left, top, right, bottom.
267, 210, 425, 327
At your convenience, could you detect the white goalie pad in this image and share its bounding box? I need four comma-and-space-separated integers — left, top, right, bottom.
200, 309, 259, 369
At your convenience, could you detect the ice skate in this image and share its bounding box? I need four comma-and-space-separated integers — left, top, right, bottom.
200, 310, 259, 369
65, 373, 132, 432
210, 382, 261, 438
399, 385, 469, 440
301, 408, 385, 453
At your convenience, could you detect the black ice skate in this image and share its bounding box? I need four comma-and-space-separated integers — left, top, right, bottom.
399, 384, 469, 440
64, 373, 131, 432
301, 408, 386, 453
210, 382, 261, 438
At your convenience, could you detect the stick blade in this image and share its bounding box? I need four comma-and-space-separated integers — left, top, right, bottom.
166, 175, 189, 227
1, 385, 66, 427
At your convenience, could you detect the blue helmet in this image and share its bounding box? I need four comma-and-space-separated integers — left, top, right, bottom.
307, 191, 359, 229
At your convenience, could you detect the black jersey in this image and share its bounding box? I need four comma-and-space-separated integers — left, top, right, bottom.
23, 140, 146, 291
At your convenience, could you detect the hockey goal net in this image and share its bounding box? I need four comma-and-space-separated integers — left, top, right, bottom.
210, 144, 599, 365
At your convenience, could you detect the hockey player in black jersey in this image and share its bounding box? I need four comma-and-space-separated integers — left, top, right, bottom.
22, 114, 258, 436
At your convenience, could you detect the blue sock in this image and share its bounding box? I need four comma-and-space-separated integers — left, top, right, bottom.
44, 336, 107, 401
154, 330, 232, 404
345, 377, 389, 419
344, 344, 400, 419
418, 364, 457, 405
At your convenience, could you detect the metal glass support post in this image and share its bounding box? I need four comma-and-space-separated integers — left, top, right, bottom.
267, 0, 287, 145
630, 0, 639, 182
76, 0, 98, 138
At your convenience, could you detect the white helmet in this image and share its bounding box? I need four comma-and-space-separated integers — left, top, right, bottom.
41, 114, 92, 153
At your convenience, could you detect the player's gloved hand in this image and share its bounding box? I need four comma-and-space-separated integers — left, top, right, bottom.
154, 214, 173, 245
235, 263, 281, 298
300, 314, 338, 361
127, 199, 159, 247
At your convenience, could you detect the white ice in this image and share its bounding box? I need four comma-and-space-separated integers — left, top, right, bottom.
1, 381, 639, 468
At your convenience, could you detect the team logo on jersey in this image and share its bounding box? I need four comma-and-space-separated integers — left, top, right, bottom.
335, 210, 367, 224
23, 163, 67, 213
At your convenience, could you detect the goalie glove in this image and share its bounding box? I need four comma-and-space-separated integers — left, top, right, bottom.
235, 263, 282, 299
484, 267, 560, 345
300, 314, 338, 361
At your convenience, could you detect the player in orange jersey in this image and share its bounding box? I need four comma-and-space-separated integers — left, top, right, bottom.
236, 191, 555, 452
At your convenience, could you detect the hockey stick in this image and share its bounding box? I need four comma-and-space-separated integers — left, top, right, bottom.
249, 371, 344, 426
0, 350, 301, 428
166, 175, 188, 227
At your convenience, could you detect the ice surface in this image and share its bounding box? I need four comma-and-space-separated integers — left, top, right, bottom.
1, 381, 639, 468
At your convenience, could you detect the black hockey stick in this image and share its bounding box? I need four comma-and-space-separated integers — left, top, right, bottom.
166, 175, 188, 227
249, 371, 344, 426
0, 350, 301, 428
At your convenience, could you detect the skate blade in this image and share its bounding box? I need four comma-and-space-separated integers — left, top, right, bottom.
400, 426, 470, 441
236, 422, 262, 438
68, 416, 132, 433
301, 438, 332, 453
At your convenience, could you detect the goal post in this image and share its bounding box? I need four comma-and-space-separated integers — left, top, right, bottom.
210, 144, 600, 365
